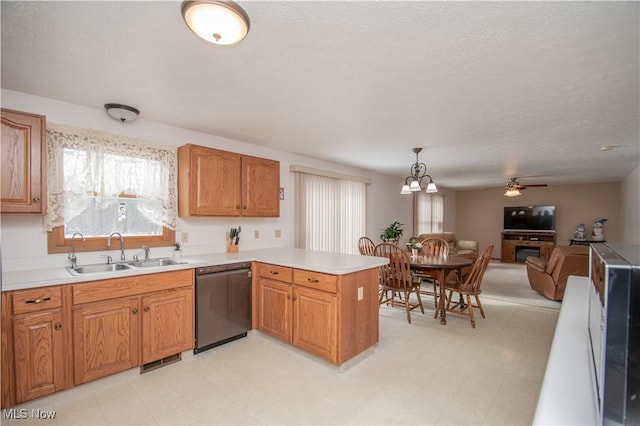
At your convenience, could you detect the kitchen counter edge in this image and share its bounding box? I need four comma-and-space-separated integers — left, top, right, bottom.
2, 248, 387, 292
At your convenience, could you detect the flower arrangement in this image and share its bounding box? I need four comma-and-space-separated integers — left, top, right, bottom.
406, 239, 423, 251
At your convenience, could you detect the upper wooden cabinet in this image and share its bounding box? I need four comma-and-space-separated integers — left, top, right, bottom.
1, 108, 47, 214
178, 144, 280, 217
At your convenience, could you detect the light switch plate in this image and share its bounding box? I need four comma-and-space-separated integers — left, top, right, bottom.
357, 287, 363, 301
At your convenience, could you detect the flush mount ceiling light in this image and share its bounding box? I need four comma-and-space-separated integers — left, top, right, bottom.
104, 103, 140, 123
400, 148, 438, 195
181, 0, 250, 46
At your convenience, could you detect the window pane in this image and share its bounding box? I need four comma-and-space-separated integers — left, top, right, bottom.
64, 197, 162, 238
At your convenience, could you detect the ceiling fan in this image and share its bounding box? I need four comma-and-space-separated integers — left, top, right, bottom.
504, 177, 547, 196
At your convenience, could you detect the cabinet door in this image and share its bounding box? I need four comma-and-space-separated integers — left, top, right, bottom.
73, 298, 140, 384
1, 109, 46, 214
13, 310, 64, 403
141, 288, 193, 364
501, 242, 515, 263
259, 279, 292, 343
178, 144, 242, 216
242, 155, 280, 217
293, 287, 337, 363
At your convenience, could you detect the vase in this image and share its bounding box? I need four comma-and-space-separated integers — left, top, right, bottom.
173, 250, 182, 260
411, 248, 418, 258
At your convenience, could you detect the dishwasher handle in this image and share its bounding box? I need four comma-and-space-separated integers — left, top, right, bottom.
196, 262, 252, 275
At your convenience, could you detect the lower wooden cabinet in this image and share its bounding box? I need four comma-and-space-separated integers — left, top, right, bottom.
141, 288, 193, 364
256, 262, 377, 365
1, 285, 71, 407
1, 270, 195, 408
73, 297, 140, 384
13, 309, 65, 403
71, 271, 194, 384
293, 286, 337, 362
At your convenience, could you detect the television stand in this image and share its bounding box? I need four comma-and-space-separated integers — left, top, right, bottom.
501, 231, 556, 263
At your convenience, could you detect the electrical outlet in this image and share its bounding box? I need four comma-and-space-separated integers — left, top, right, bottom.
181, 232, 189, 243
357, 287, 364, 301
275, 229, 282, 238
254, 230, 259, 239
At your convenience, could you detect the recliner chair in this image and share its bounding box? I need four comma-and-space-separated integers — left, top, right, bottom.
525, 245, 589, 300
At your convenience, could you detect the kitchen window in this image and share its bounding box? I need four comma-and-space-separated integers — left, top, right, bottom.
45, 124, 177, 253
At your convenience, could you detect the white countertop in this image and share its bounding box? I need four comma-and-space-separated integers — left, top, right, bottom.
1, 248, 387, 292
532, 275, 599, 425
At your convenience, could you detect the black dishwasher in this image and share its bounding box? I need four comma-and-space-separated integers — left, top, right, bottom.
194, 262, 252, 354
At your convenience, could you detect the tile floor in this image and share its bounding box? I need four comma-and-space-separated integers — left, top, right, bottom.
3, 298, 559, 425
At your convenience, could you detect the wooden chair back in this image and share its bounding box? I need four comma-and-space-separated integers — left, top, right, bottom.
458, 244, 494, 293
420, 237, 450, 257
358, 236, 376, 256
374, 243, 413, 290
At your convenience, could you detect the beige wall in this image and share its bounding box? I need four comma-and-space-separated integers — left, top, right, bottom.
620, 164, 640, 244
455, 182, 621, 259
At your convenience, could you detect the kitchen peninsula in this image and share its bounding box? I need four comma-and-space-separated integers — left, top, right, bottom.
1, 248, 387, 408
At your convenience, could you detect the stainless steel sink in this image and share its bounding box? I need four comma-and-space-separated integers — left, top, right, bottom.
66, 257, 185, 276
66, 262, 134, 276
126, 258, 181, 268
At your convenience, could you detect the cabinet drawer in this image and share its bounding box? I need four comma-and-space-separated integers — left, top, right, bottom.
258, 263, 292, 283
294, 270, 337, 293
12, 286, 62, 315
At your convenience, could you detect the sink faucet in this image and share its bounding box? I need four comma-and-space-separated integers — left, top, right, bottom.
142, 245, 150, 261
107, 232, 126, 261
68, 232, 85, 268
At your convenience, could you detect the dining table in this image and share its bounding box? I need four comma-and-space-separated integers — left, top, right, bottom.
409, 254, 473, 325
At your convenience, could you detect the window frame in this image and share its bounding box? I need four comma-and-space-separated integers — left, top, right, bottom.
47, 226, 175, 254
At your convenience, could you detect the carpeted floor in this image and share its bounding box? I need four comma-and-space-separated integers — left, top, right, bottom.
480, 260, 562, 310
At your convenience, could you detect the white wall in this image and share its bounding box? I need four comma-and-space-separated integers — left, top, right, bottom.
1, 89, 407, 271
620, 164, 640, 244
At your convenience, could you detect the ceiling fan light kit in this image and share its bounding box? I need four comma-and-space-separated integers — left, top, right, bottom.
400, 147, 438, 195
503, 177, 548, 196
181, 0, 250, 46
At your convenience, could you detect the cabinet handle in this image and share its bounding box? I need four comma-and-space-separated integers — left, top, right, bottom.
144, 306, 150, 313
54, 323, 62, 330
132, 308, 138, 314
33, 197, 41, 203
269, 271, 279, 275
307, 278, 319, 283
25, 297, 51, 304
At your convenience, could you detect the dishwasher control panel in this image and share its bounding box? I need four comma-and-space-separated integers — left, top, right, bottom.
196, 262, 252, 275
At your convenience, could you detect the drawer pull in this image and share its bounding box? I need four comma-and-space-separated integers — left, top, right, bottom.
55, 323, 62, 331
132, 308, 138, 315
144, 306, 150, 313
307, 278, 319, 283
269, 271, 279, 275
25, 297, 51, 304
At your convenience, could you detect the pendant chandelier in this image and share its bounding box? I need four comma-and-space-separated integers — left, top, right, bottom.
400, 148, 438, 194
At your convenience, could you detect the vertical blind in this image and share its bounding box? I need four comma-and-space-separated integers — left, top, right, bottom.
414, 192, 444, 234
293, 169, 367, 255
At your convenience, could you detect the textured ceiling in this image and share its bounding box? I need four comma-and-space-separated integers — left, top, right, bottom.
1, 1, 639, 190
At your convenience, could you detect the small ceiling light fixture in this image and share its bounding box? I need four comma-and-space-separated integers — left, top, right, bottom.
181, 0, 250, 46
104, 103, 140, 123
400, 148, 438, 195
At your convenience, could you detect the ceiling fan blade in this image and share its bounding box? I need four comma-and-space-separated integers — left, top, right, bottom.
522, 184, 548, 188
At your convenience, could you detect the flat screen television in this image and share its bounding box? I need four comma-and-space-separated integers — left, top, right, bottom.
503, 205, 556, 232
588, 243, 640, 425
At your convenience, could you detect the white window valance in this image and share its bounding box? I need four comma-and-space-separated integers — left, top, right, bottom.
44, 123, 178, 232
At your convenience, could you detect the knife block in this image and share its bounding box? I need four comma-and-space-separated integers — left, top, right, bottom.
226, 238, 238, 253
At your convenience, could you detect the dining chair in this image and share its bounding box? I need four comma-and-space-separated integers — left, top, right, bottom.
443, 244, 494, 328
358, 236, 376, 256
413, 237, 451, 308
374, 243, 424, 324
